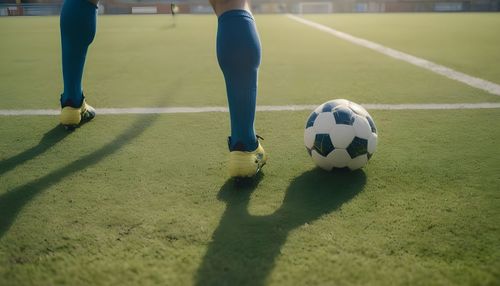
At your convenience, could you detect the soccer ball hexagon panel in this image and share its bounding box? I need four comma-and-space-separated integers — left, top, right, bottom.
304, 99, 378, 171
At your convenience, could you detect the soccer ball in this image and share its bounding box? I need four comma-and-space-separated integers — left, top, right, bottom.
304, 99, 378, 171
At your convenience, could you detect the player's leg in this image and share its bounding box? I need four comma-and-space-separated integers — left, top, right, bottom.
211, 0, 257, 150
210, 0, 267, 177
59, 0, 98, 129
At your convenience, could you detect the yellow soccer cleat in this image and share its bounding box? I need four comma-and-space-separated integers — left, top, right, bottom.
228, 136, 268, 178
60, 97, 96, 130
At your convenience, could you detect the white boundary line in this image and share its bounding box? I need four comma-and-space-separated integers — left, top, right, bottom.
1, 103, 500, 116
287, 14, 500, 97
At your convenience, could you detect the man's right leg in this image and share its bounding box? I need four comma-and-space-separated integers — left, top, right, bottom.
59, 0, 98, 129
210, 0, 267, 178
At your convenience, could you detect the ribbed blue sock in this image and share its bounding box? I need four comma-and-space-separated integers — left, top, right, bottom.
216, 10, 261, 151
60, 0, 97, 108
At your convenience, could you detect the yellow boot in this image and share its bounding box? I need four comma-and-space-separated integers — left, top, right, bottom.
60, 98, 95, 130
228, 136, 267, 178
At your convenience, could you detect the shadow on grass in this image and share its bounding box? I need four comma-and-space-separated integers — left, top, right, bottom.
0, 115, 158, 239
0, 126, 69, 176
0, 117, 99, 177
195, 169, 366, 286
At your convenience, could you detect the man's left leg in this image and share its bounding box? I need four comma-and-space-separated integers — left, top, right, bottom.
59, 0, 98, 129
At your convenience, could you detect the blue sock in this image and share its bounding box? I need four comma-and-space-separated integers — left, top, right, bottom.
216, 10, 261, 151
60, 0, 97, 108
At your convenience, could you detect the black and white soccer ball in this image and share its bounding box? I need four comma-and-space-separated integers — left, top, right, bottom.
304, 99, 378, 171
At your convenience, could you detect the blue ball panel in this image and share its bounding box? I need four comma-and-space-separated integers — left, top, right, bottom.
333, 106, 355, 125
313, 133, 335, 157
346, 136, 368, 158
305, 112, 318, 128
322, 102, 341, 112
366, 115, 377, 133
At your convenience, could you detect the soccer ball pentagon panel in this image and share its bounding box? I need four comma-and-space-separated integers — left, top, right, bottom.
304, 99, 378, 171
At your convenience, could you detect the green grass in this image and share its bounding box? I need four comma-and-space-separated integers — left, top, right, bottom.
1, 13, 500, 286
1, 15, 499, 109
1, 110, 499, 285
305, 13, 500, 84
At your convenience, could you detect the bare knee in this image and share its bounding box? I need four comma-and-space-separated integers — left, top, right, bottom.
209, 0, 250, 16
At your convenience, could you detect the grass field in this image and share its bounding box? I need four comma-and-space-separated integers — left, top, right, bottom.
1, 13, 500, 286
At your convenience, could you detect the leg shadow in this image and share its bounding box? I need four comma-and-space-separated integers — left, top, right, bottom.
0, 126, 69, 176
0, 114, 159, 239
0, 115, 97, 176
195, 168, 366, 286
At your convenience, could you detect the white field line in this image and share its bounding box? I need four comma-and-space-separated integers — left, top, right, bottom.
287, 14, 500, 97
1, 103, 500, 116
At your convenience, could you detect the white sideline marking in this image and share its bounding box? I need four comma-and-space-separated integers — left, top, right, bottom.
287, 14, 500, 97
1, 103, 500, 116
